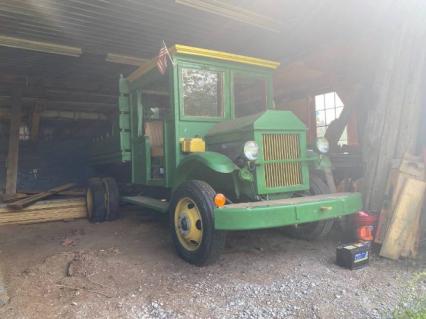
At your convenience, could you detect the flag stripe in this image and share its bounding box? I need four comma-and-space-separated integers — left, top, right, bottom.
156, 45, 168, 75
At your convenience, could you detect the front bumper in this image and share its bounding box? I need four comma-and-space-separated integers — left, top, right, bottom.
214, 192, 362, 230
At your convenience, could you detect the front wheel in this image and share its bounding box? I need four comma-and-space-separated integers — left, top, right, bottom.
285, 175, 334, 240
169, 180, 226, 266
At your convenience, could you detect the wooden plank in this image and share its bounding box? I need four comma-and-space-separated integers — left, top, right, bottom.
0, 198, 85, 213
6, 183, 76, 210
0, 191, 84, 204
400, 205, 422, 258
375, 169, 404, 244
0, 35, 81, 57
380, 178, 426, 260
105, 53, 148, 66
0, 207, 87, 225
0, 198, 87, 225
18, 190, 85, 196
0, 193, 29, 203
375, 154, 425, 244
5, 90, 22, 195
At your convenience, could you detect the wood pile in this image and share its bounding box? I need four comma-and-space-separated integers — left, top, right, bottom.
375, 153, 426, 260
0, 183, 87, 226
5, 183, 76, 210
0, 198, 87, 225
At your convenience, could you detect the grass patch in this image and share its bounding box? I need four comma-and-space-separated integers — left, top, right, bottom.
393, 272, 426, 319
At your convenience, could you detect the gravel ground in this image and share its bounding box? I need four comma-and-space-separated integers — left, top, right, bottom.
0, 209, 425, 319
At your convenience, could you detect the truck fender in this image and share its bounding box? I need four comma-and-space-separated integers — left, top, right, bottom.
173, 151, 238, 189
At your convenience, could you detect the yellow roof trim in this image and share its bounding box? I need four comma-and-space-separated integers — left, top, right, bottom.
172, 44, 280, 69
127, 44, 280, 82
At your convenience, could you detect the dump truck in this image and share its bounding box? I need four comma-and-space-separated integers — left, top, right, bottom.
88, 45, 362, 266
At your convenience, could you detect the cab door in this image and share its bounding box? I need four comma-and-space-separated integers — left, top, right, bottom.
130, 89, 146, 184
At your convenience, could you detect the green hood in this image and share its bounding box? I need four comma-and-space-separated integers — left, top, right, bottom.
207, 110, 306, 137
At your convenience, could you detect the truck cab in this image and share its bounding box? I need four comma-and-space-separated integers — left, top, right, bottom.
89, 45, 362, 266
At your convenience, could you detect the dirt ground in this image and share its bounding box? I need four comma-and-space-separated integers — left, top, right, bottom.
0, 208, 425, 319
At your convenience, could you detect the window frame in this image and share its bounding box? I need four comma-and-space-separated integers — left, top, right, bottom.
178, 62, 229, 122
231, 70, 271, 119
314, 91, 347, 145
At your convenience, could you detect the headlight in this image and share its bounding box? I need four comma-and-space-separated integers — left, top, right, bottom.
243, 141, 259, 161
316, 137, 330, 154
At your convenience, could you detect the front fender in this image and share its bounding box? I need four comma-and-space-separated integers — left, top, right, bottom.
173, 151, 238, 189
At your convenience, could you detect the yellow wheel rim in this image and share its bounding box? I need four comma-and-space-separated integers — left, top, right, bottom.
174, 197, 203, 251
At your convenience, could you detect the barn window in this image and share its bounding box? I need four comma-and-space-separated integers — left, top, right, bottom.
315, 91, 347, 145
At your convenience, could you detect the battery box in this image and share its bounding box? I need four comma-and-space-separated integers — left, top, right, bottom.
336, 242, 370, 270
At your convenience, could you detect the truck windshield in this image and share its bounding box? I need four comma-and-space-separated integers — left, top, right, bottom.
181, 67, 224, 117
234, 74, 267, 118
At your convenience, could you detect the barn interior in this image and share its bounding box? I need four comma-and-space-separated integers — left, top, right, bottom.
0, 1, 425, 316
1, 1, 423, 208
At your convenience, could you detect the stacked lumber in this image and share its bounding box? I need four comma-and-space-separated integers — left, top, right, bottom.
0, 198, 87, 226
376, 153, 426, 259
5, 183, 76, 210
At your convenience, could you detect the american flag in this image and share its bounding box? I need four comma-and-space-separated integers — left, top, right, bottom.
156, 45, 168, 75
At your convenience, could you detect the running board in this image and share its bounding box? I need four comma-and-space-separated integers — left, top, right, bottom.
121, 196, 169, 214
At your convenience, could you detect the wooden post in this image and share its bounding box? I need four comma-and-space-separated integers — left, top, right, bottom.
5, 90, 22, 195
30, 100, 44, 141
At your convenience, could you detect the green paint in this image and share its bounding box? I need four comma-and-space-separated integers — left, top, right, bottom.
121, 196, 169, 213
90, 48, 363, 230
214, 192, 362, 230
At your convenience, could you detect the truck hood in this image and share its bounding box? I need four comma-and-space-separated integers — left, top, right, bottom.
206, 110, 306, 138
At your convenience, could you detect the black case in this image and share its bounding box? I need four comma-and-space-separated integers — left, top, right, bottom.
336, 242, 370, 270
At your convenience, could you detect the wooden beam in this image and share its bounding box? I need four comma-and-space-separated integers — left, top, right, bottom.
0, 35, 81, 57
105, 53, 148, 66
5, 90, 22, 195
7, 183, 76, 210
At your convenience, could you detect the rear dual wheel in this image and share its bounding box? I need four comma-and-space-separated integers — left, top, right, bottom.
86, 177, 120, 223
170, 180, 226, 266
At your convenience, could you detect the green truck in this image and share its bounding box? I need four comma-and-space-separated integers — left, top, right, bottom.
88, 44, 362, 266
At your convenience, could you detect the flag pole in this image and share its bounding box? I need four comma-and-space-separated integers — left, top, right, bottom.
163, 41, 176, 66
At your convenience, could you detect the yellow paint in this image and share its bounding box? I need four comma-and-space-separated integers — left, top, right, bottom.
172, 44, 280, 69
180, 137, 206, 153
127, 44, 280, 82
174, 197, 203, 251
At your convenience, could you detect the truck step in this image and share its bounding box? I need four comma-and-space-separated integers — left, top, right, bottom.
121, 196, 169, 214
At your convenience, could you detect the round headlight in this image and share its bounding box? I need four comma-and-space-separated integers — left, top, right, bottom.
243, 141, 259, 161
316, 137, 330, 154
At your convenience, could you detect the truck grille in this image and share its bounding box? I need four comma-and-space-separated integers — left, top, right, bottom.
262, 133, 303, 188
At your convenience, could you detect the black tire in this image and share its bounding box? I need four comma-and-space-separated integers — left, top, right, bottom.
286, 175, 334, 240
86, 178, 107, 223
169, 180, 226, 266
102, 177, 120, 221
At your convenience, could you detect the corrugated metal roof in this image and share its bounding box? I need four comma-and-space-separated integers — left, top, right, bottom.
0, 0, 366, 61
